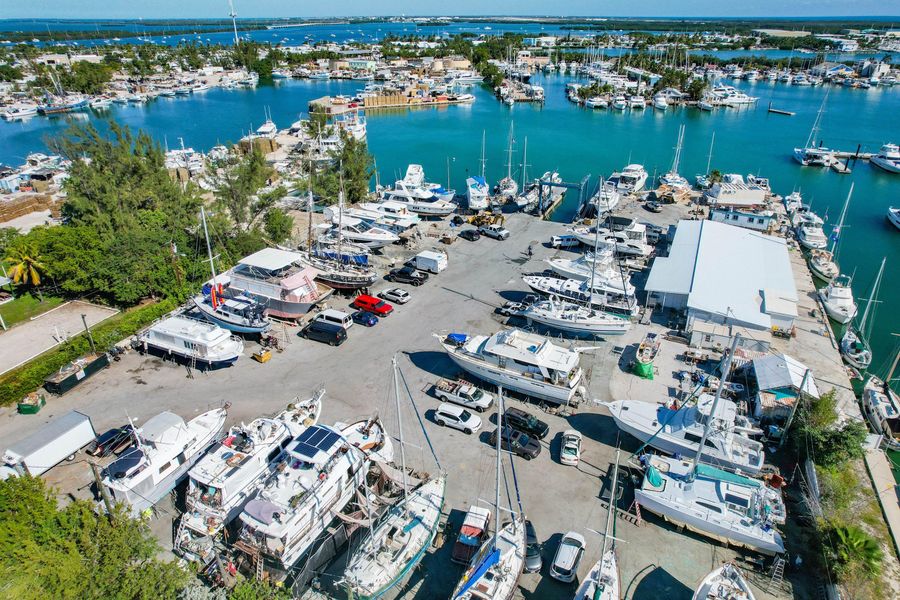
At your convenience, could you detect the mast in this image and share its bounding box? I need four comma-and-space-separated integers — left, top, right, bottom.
392, 355, 408, 502
705, 131, 716, 176
806, 89, 829, 149
691, 334, 740, 476
228, 0, 240, 46
601, 448, 621, 556
493, 386, 503, 549
505, 121, 515, 181
479, 130, 487, 179
520, 137, 528, 192
829, 183, 853, 257
670, 124, 685, 176
856, 257, 885, 339
587, 178, 604, 315
200, 207, 217, 283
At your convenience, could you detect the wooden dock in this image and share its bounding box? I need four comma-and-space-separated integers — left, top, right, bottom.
864, 449, 900, 558
767, 102, 795, 116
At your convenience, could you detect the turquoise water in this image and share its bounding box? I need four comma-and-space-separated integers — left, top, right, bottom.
1, 75, 898, 371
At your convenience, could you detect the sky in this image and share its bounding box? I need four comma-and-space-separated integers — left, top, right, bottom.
2, 1, 898, 20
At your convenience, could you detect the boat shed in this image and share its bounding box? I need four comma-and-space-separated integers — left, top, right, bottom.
705, 182, 767, 208
645, 220, 798, 335
746, 353, 819, 419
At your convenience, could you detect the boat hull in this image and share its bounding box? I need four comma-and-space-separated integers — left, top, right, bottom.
871, 156, 900, 174
191, 297, 271, 334
524, 311, 630, 336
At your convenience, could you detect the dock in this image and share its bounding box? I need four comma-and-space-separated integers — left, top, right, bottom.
864, 449, 900, 558
767, 103, 795, 116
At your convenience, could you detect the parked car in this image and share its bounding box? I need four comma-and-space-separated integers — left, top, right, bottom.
550, 234, 580, 249
300, 320, 348, 346
351, 310, 379, 327
379, 288, 411, 304
459, 228, 481, 241
86, 426, 133, 458
489, 426, 542, 460
386, 266, 429, 286
434, 403, 482, 434
315, 309, 353, 330
501, 407, 550, 440
644, 200, 662, 213
479, 223, 510, 240
560, 430, 583, 466
550, 531, 586, 583
452, 505, 491, 564
524, 519, 543, 573
434, 378, 494, 412
351, 294, 394, 316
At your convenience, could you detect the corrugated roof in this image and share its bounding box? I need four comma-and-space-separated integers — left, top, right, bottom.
753, 353, 820, 398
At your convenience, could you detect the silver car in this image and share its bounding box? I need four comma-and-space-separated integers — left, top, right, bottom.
524, 519, 542, 573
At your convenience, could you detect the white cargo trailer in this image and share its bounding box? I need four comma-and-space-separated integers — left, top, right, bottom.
1, 411, 96, 479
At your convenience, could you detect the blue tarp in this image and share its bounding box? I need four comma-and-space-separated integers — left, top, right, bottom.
454, 548, 500, 599
447, 333, 468, 345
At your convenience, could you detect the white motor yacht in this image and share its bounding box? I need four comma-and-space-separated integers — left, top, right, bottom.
318, 217, 399, 249
522, 297, 631, 336
608, 164, 648, 193
1, 105, 38, 120
611, 95, 627, 110
137, 315, 244, 368
438, 329, 586, 404
585, 184, 621, 216
570, 225, 653, 257
653, 95, 668, 110
888, 207, 900, 230
382, 180, 456, 216
522, 275, 638, 317
605, 394, 765, 473
818, 274, 857, 324
862, 374, 900, 451
102, 408, 227, 516
796, 222, 828, 249
692, 563, 756, 600
870, 143, 900, 174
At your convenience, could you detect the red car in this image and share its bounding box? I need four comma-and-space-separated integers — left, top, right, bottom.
351, 294, 393, 316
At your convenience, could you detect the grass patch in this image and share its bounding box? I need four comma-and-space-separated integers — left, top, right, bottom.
0, 299, 175, 406
0, 292, 64, 328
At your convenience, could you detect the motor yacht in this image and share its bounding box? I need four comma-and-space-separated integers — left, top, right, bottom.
862, 375, 900, 451
318, 217, 399, 250
818, 275, 857, 324
522, 297, 631, 336
137, 315, 244, 368
608, 164, 648, 193
611, 95, 627, 110
871, 143, 900, 174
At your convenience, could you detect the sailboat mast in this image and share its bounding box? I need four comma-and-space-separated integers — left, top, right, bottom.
601, 448, 621, 556
506, 122, 514, 181
830, 183, 853, 256
857, 257, 885, 336
200, 207, 217, 282
705, 132, 715, 176
493, 386, 504, 549
228, 0, 240, 46
588, 179, 604, 312
692, 334, 740, 474
480, 130, 487, 179
520, 137, 528, 191
392, 355, 408, 501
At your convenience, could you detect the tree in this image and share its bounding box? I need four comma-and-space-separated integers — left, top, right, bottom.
56, 61, 112, 95
0, 63, 23, 82
0, 476, 187, 599
793, 389, 867, 467
5, 242, 45, 287
686, 78, 708, 101
826, 524, 884, 578
213, 148, 275, 231
228, 579, 291, 600
264, 207, 294, 244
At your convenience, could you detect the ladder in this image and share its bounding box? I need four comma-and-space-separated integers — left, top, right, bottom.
629, 500, 643, 526
255, 551, 264, 581
173, 516, 187, 553
769, 557, 786, 589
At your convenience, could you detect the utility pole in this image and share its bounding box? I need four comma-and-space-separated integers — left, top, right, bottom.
90, 461, 114, 516
81, 314, 96, 354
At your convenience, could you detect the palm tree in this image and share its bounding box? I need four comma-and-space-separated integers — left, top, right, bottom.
5, 243, 45, 287
831, 524, 883, 576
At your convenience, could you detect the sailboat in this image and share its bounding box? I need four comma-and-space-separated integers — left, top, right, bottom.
659, 124, 689, 189
692, 563, 756, 600
341, 357, 447, 599
574, 450, 621, 600
695, 132, 716, 189
451, 387, 527, 600
794, 90, 834, 166
862, 348, 900, 451
192, 207, 270, 334
840, 257, 885, 370
467, 131, 491, 211
494, 122, 519, 202
633, 336, 786, 556
514, 137, 534, 209
808, 184, 852, 282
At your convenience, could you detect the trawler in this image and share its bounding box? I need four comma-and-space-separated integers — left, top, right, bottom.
177, 389, 324, 555
137, 315, 244, 369
438, 329, 586, 404
608, 164, 647, 193
102, 408, 227, 516
605, 393, 765, 473
236, 418, 393, 581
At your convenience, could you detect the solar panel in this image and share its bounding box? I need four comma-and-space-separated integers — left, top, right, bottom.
293, 426, 340, 459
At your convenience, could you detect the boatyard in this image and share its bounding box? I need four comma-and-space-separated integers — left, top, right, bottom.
1, 10, 899, 600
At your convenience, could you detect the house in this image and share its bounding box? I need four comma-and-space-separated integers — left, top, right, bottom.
809, 61, 855, 78
645, 220, 798, 336
709, 208, 776, 233
745, 353, 819, 420
705, 181, 767, 208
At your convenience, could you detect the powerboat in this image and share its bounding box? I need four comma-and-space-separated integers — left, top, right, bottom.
653, 95, 668, 110
437, 329, 586, 404
521, 297, 631, 336
605, 394, 765, 473
611, 95, 627, 110
544, 249, 633, 295
818, 274, 857, 324
888, 207, 900, 230
585, 184, 621, 217
796, 222, 828, 249
862, 375, 900, 451
137, 315, 244, 369
569, 225, 653, 257
871, 143, 900, 174
466, 175, 491, 211
318, 217, 399, 249
381, 180, 457, 216
608, 164, 648, 193
1, 105, 38, 120
102, 408, 227, 517
692, 563, 756, 600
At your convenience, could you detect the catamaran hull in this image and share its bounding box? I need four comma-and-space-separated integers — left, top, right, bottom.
443, 345, 580, 404
634, 490, 784, 555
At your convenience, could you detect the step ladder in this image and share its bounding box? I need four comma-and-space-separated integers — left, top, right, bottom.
769, 557, 786, 590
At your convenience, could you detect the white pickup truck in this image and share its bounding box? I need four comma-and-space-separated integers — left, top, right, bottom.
434, 378, 494, 412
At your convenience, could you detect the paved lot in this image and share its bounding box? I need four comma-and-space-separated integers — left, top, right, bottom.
0, 300, 119, 375
0, 211, 799, 599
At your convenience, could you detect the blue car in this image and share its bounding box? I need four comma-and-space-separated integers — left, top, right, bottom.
351, 310, 379, 327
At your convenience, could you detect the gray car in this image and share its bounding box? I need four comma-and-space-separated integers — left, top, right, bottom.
524, 519, 542, 573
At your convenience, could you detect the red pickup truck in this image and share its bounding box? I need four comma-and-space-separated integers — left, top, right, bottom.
350, 294, 393, 316
451, 505, 492, 565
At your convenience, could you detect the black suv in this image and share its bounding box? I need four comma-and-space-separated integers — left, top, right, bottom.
490, 426, 542, 460
387, 266, 429, 286
459, 229, 481, 241
501, 407, 550, 440
300, 320, 347, 346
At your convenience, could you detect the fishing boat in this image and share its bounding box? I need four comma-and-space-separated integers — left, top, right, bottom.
522, 297, 632, 336
584, 183, 621, 217
808, 185, 852, 282
192, 208, 270, 334
840, 257, 884, 370
692, 563, 756, 600
102, 408, 227, 517
653, 95, 669, 110
341, 358, 446, 599
451, 388, 527, 600
870, 143, 900, 174
380, 173, 457, 216
794, 91, 834, 166
608, 164, 648, 193
862, 364, 900, 451
633, 338, 785, 556
137, 315, 244, 368
236, 418, 393, 581
818, 274, 857, 324
522, 275, 639, 317
659, 125, 690, 189
575, 450, 621, 600
1, 105, 38, 120
605, 393, 765, 473
177, 390, 324, 556
636, 332, 660, 366
437, 329, 586, 404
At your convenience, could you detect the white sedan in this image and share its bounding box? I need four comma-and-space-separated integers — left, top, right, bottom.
560, 430, 582, 466
378, 287, 412, 304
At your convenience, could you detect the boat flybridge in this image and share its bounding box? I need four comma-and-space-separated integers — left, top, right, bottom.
381, 164, 457, 216
608, 164, 648, 193
102, 408, 228, 517
871, 143, 900, 174
605, 392, 765, 473
438, 329, 587, 405
317, 216, 399, 249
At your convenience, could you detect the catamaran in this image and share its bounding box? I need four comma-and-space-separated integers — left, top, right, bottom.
808, 184, 852, 282
438, 329, 587, 404
633, 337, 786, 556
102, 408, 227, 517
840, 257, 885, 370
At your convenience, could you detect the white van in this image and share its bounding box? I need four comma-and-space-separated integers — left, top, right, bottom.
315, 309, 353, 330
414, 250, 448, 274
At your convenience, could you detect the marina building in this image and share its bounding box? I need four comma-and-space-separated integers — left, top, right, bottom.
645, 220, 798, 337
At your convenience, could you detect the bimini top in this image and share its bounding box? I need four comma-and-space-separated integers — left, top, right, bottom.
290, 425, 342, 464
238, 248, 303, 272
484, 329, 579, 373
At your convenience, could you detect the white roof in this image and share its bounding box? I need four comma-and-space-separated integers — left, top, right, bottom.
140, 411, 186, 443
753, 353, 820, 398
646, 220, 797, 329
239, 248, 302, 271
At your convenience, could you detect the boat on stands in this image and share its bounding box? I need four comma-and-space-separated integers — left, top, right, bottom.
522, 297, 631, 336
317, 216, 399, 250
137, 315, 244, 369
381, 180, 456, 216
494, 122, 519, 202
569, 225, 653, 257
467, 131, 491, 210
692, 563, 756, 600
437, 329, 586, 404
102, 408, 227, 517
584, 182, 621, 217
545, 248, 633, 295
522, 275, 638, 317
